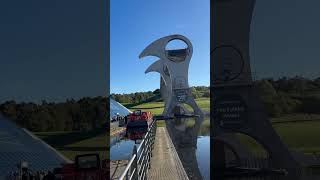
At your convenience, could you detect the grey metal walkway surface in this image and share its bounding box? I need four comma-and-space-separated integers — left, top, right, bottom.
147, 127, 189, 180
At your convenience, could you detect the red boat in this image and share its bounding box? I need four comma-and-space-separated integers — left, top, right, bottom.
126, 110, 153, 127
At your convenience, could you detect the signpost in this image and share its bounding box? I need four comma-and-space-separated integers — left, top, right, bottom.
213, 95, 248, 129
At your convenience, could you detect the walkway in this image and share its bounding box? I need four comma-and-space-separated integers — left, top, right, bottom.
147, 127, 189, 180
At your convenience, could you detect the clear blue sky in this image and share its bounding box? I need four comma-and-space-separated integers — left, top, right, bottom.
0, 0, 107, 103
250, 1, 320, 79
110, 0, 210, 94
2, 0, 320, 101
111, 0, 320, 94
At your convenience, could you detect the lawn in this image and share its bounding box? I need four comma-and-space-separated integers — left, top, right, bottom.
128, 98, 210, 127
128, 98, 210, 115
129, 101, 164, 115
235, 119, 320, 155
273, 121, 320, 153
34, 129, 108, 160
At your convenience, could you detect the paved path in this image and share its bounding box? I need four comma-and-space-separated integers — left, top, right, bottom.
147, 127, 189, 180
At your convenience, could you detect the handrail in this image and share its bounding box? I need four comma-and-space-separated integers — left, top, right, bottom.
119, 119, 157, 180
118, 153, 137, 180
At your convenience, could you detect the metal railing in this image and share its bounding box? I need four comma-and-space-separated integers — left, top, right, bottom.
119, 120, 157, 180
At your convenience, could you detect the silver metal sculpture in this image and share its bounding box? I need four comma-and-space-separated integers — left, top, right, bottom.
139, 34, 203, 117
212, 0, 307, 172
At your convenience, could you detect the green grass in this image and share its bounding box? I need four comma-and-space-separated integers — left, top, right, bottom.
193, 98, 210, 113
128, 98, 210, 115
129, 101, 165, 115
235, 121, 320, 154
271, 113, 320, 122
34, 129, 108, 160
197, 110, 320, 154
128, 98, 210, 128
273, 121, 320, 153
270, 113, 320, 153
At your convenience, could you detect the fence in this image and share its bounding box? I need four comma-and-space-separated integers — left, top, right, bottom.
119, 120, 157, 180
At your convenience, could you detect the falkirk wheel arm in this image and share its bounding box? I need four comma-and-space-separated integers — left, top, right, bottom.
160, 78, 168, 107
211, 0, 303, 171
139, 34, 204, 117
144, 59, 172, 115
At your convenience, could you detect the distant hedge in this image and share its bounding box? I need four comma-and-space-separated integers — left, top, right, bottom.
0, 97, 108, 132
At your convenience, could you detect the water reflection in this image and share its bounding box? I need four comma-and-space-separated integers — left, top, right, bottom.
166, 116, 209, 180
110, 131, 126, 147
126, 126, 148, 144
110, 127, 148, 160
110, 118, 210, 179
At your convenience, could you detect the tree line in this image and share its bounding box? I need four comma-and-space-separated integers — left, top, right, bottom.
0, 97, 108, 132
255, 76, 320, 117
2, 76, 320, 133
110, 86, 210, 105
111, 76, 320, 118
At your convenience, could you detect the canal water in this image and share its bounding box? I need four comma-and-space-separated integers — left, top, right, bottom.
110, 117, 210, 180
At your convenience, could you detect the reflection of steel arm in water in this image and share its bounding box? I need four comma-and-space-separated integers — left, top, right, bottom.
166, 117, 204, 180
126, 127, 148, 143
110, 131, 126, 147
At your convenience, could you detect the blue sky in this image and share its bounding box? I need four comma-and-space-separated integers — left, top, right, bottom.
110, 0, 320, 95
0, 0, 106, 103
250, 1, 320, 79
110, 0, 210, 94
2, 0, 320, 101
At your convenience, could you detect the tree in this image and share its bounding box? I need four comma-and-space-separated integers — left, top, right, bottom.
203, 91, 210, 98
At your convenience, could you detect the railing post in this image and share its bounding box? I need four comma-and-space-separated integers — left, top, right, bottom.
120, 120, 158, 180
131, 145, 138, 180
149, 120, 156, 167
153, 119, 157, 150
148, 127, 151, 170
